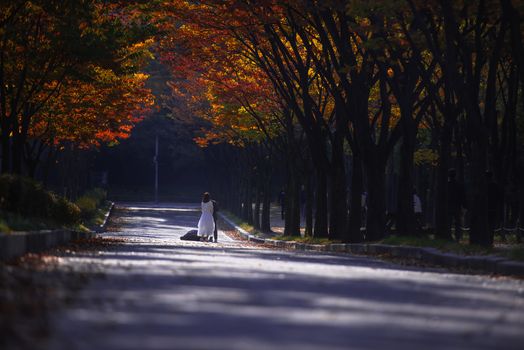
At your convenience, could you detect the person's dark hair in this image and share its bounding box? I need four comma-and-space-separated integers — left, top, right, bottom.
202, 192, 210, 203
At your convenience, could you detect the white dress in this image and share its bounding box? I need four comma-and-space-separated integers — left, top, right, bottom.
197, 201, 215, 237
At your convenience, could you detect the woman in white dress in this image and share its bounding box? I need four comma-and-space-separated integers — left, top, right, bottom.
197, 192, 215, 241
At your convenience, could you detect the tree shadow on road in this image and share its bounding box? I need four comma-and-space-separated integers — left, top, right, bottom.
40, 204, 524, 350
42, 242, 524, 350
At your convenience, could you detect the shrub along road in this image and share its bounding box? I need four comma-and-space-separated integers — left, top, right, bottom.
40, 203, 524, 350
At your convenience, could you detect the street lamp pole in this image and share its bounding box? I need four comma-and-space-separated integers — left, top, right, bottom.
154, 134, 159, 203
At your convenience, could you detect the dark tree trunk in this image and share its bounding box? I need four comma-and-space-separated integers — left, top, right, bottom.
304, 171, 313, 237
468, 138, 491, 247
284, 170, 292, 235
11, 105, 33, 175
518, 159, 524, 240
314, 167, 328, 238
261, 180, 271, 232
12, 133, 23, 175
246, 176, 253, 225
396, 125, 417, 237
435, 123, 453, 240
284, 153, 300, 236
364, 155, 387, 241
254, 184, 261, 230
24, 140, 46, 179
328, 132, 348, 240
284, 163, 300, 236
1, 126, 10, 173
241, 177, 249, 222
233, 170, 242, 217
348, 153, 364, 242
42, 146, 57, 187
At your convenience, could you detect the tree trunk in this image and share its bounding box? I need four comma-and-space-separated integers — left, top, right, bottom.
261, 179, 271, 232
348, 153, 364, 242
233, 170, 242, 217
468, 139, 491, 247
314, 167, 328, 238
328, 132, 348, 240
396, 126, 416, 236
1, 126, 10, 173
246, 176, 253, 225
11, 105, 33, 175
435, 123, 453, 240
364, 156, 387, 241
284, 164, 300, 236
12, 133, 23, 175
304, 171, 313, 237
364, 154, 386, 241
240, 178, 248, 221
518, 159, 524, 240
254, 183, 261, 230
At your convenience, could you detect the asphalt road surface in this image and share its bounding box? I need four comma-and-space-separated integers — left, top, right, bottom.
43, 203, 524, 350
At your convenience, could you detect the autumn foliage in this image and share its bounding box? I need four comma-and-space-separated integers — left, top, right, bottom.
155, 0, 524, 247
2, 0, 522, 247
0, 0, 155, 176
157, 4, 280, 147
31, 68, 153, 149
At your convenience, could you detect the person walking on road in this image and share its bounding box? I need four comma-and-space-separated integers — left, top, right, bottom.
198, 192, 215, 242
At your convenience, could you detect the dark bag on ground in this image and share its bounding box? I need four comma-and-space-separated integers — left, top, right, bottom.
180, 229, 200, 241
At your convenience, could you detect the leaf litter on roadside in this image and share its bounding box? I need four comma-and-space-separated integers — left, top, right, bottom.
0, 236, 127, 350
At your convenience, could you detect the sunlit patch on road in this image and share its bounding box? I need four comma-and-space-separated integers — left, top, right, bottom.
39, 203, 524, 350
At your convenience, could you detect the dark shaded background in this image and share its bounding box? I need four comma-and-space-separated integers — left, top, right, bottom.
93, 59, 211, 202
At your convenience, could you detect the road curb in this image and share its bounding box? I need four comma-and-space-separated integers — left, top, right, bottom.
220, 213, 524, 277
0, 229, 95, 262
0, 202, 114, 262
96, 201, 115, 233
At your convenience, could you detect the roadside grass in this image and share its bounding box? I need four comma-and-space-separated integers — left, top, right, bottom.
0, 201, 111, 234
0, 212, 60, 233
221, 210, 524, 262
381, 235, 524, 261
83, 201, 112, 229
222, 211, 338, 244
0, 220, 11, 233
75, 223, 91, 233
380, 235, 492, 255
507, 247, 524, 261
222, 210, 257, 234
272, 235, 340, 244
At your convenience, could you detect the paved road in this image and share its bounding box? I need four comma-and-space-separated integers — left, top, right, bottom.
44, 203, 524, 350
